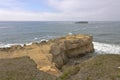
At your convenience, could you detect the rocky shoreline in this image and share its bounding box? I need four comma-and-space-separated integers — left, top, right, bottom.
0, 34, 119, 80
0, 34, 94, 75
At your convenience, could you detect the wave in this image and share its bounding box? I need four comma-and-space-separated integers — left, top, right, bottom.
93, 42, 120, 54
40, 39, 48, 42
0, 43, 24, 48
0, 39, 49, 48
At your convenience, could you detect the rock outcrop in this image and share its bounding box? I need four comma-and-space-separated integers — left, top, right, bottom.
0, 34, 94, 76
50, 34, 94, 69
0, 36, 120, 80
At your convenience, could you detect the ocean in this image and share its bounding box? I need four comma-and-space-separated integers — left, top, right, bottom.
0, 21, 120, 54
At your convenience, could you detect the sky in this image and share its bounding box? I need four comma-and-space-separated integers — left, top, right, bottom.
0, 0, 120, 21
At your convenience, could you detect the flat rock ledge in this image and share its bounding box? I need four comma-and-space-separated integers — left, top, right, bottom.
0, 34, 94, 76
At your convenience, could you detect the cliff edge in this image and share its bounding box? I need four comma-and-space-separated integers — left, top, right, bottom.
0, 34, 94, 76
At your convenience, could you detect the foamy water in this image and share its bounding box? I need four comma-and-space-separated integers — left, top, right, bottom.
0, 43, 24, 48
93, 42, 120, 54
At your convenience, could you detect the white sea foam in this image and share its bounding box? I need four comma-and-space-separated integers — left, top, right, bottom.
0, 43, 24, 48
26, 43, 32, 46
40, 39, 48, 42
0, 38, 49, 48
34, 37, 38, 40
68, 32, 73, 35
93, 42, 120, 54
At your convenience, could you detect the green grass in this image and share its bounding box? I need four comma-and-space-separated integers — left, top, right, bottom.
58, 65, 80, 80
59, 72, 69, 80
69, 54, 120, 80
0, 54, 120, 80
0, 56, 56, 80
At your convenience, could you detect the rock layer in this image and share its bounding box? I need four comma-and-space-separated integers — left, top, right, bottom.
50, 34, 94, 68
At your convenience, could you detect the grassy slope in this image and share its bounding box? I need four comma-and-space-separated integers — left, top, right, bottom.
0, 56, 56, 80
69, 54, 120, 80
0, 54, 120, 80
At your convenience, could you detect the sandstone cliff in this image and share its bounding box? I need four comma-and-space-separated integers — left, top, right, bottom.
0, 34, 94, 76
50, 34, 94, 69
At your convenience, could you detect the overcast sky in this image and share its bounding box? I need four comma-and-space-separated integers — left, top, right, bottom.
0, 0, 120, 21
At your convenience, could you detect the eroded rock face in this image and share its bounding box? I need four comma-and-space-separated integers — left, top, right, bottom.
50, 34, 94, 68
50, 42, 68, 69
0, 34, 94, 76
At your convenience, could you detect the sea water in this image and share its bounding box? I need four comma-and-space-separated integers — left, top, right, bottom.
0, 21, 120, 54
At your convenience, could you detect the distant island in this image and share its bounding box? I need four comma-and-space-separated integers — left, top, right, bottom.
75, 21, 88, 24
